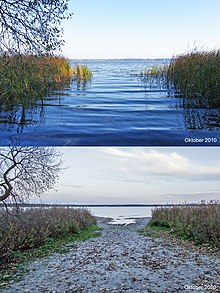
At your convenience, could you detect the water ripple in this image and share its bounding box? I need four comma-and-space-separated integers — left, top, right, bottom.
0, 59, 220, 145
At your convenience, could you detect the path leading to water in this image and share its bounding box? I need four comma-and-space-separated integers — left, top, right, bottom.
2, 217, 220, 293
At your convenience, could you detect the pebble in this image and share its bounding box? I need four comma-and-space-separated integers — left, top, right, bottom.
1, 217, 220, 293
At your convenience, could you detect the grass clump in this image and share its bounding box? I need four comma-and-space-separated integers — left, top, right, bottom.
143, 65, 169, 88
147, 203, 220, 248
141, 65, 169, 78
72, 65, 92, 83
0, 207, 97, 268
0, 54, 74, 106
168, 49, 220, 105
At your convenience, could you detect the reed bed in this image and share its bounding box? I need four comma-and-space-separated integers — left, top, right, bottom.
0, 54, 74, 106
0, 207, 96, 264
149, 203, 220, 247
168, 50, 220, 105
138, 49, 220, 106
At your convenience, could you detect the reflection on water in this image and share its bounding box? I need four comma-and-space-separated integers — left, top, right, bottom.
183, 108, 220, 130
0, 103, 44, 140
0, 59, 220, 146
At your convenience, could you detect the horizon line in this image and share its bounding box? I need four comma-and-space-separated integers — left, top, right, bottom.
67, 57, 171, 60
2, 202, 219, 207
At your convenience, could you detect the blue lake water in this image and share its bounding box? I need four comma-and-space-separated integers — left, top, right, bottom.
1, 59, 220, 146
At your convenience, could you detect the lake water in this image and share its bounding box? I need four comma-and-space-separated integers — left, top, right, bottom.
1, 59, 220, 146
88, 206, 153, 225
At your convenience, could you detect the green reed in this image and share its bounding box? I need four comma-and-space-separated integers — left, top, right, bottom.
168, 49, 220, 106
0, 54, 74, 107
72, 65, 92, 83
134, 64, 170, 90
141, 64, 169, 78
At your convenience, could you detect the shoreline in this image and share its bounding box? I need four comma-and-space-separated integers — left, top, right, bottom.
96, 216, 151, 228
1, 216, 219, 292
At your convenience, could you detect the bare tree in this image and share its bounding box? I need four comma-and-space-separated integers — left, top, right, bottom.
0, 146, 62, 205
0, 0, 72, 54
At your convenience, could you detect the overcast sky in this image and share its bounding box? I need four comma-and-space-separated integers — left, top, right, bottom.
33, 147, 220, 205
61, 0, 220, 59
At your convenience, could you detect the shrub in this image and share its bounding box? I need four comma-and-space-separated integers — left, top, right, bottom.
150, 203, 220, 247
148, 219, 170, 228
0, 207, 96, 262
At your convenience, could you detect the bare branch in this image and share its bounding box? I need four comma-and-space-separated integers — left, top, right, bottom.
0, 146, 62, 207
0, 0, 72, 54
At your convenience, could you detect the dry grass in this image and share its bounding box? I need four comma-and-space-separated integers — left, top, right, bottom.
150, 203, 220, 247
0, 207, 96, 263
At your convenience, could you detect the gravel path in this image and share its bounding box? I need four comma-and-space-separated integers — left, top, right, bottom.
1, 217, 219, 293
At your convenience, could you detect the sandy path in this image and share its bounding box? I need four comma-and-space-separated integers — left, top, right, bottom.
1, 217, 219, 293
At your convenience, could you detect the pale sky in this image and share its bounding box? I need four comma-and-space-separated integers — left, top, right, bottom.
33, 147, 220, 205
61, 0, 220, 59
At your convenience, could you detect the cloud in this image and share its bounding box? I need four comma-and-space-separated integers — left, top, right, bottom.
60, 184, 84, 189
101, 148, 220, 181
163, 191, 220, 202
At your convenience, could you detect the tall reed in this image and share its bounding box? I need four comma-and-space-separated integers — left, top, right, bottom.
150, 203, 220, 247
0, 54, 74, 107
168, 49, 220, 105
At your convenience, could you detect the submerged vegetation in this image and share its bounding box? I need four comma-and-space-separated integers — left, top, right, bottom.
168, 49, 220, 106
147, 203, 220, 248
0, 207, 97, 275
